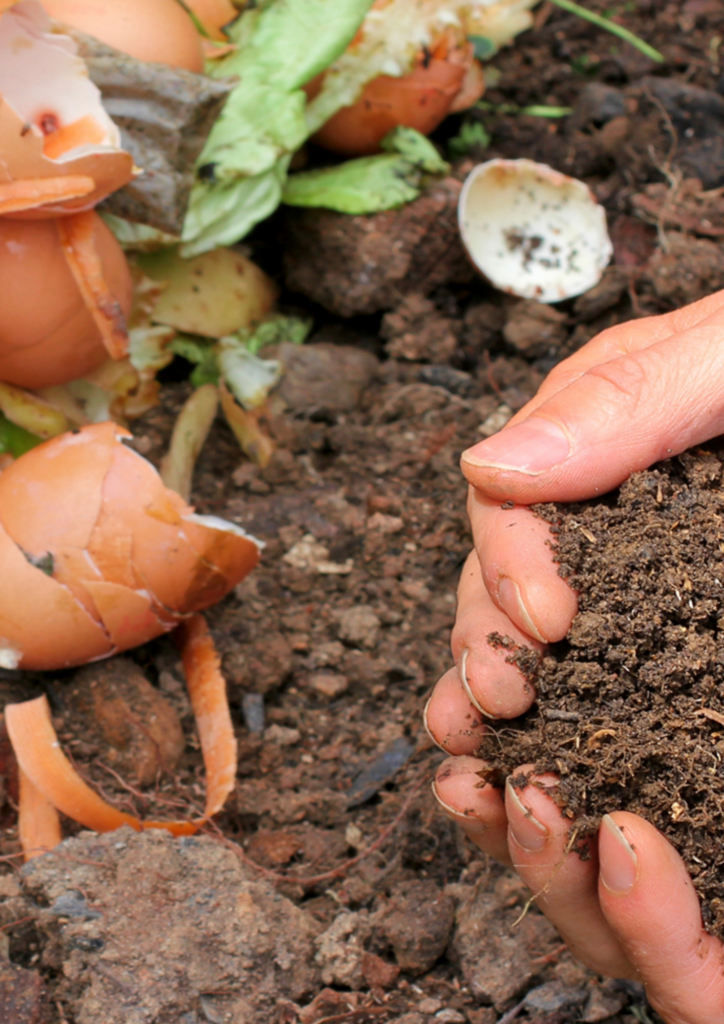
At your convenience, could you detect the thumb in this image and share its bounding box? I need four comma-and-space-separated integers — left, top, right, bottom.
461, 316, 724, 503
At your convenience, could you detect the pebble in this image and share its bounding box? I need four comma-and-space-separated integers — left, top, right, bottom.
309, 672, 349, 699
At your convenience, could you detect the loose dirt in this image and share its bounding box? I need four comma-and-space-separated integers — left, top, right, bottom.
1, 1, 724, 1021
478, 448, 724, 938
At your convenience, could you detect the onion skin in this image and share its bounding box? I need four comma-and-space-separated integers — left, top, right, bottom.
312, 39, 484, 157
0, 422, 261, 670
41, 0, 205, 72
0, 214, 132, 389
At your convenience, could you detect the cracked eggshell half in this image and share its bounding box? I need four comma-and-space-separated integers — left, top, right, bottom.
0, 422, 262, 670
0, 0, 134, 217
458, 159, 613, 303
0, 214, 132, 388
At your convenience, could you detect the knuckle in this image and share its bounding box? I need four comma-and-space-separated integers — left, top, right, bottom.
584, 355, 650, 408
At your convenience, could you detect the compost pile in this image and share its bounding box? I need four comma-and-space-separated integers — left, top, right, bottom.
477, 445, 724, 937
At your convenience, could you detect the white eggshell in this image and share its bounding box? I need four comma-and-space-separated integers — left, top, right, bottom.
458, 158, 613, 303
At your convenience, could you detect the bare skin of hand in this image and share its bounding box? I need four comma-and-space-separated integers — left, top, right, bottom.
426, 289, 724, 1024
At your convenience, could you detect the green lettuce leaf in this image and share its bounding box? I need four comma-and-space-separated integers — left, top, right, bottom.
282, 127, 449, 214
181, 0, 373, 256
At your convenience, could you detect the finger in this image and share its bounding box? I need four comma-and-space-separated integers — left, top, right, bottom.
433, 755, 511, 865
469, 492, 578, 644
461, 302, 724, 503
506, 776, 636, 978
451, 550, 543, 717
599, 812, 724, 1023
424, 666, 486, 755
509, 288, 724, 420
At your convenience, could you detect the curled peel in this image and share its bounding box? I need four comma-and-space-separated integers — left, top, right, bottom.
7, 614, 237, 857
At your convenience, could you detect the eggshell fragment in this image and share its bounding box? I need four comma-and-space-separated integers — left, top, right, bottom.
0, 1, 134, 216
41, 0, 205, 72
0, 422, 262, 670
313, 39, 483, 157
0, 214, 133, 388
458, 159, 614, 303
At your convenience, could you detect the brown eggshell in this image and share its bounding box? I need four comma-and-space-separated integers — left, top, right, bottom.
0, 519, 111, 670
0, 99, 134, 217
312, 45, 482, 157
0, 423, 262, 670
0, 420, 117, 550
81, 581, 160, 650
0, 215, 133, 388
95, 443, 251, 613
41, 0, 205, 72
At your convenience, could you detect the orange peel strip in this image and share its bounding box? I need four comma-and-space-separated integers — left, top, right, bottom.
0, 176, 95, 215
6, 615, 237, 849
56, 211, 129, 360
176, 613, 238, 821
18, 766, 63, 861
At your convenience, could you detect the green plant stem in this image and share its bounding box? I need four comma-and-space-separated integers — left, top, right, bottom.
548, 0, 664, 63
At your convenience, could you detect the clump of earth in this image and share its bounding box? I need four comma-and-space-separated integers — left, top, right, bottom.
477, 446, 724, 936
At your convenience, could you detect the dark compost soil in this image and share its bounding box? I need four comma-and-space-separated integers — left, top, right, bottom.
1, 1, 724, 1021
477, 448, 724, 938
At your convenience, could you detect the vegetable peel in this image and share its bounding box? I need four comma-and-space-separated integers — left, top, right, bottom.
7, 613, 238, 859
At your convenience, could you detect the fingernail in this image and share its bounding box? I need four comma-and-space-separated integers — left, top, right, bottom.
431, 780, 486, 836
600, 814, 638, 895
506, 780, 549, 852
497, 577, 547, 643
459, 648, 500, 720
423, 696, 445, 751
462, 418, 570, 474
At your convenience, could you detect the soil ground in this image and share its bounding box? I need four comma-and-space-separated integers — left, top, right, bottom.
2, 1, 724, 1021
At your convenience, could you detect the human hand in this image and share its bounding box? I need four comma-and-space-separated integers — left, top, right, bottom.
426, 289, 724, 1022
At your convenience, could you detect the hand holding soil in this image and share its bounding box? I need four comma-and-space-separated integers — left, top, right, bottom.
427, 288, 724, 1024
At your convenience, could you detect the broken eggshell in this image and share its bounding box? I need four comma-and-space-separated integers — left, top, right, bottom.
0, 422, 262, 670
458, 159, 613, 303
0, 213, 132, 388
0, 0, 134, 217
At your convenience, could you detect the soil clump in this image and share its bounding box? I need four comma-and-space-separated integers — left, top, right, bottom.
477, 447, 724, 937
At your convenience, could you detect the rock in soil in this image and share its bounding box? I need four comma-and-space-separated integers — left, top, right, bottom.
476, 446, 724, 937
21, 828, 320, 1024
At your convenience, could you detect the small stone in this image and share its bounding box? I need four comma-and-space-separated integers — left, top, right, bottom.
309, 672, 349, 699
336, 606, 381, 649
360, 952, 400, 990
373, 880, 456, 975
264, 724, 301, 747
434, 1010, 465, 1023
367, 512, 404, 534
524, 981, 587, 1013
417, 997, 444, 1013
478, 403, 513, 438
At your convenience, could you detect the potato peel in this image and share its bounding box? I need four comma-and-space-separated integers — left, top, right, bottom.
8, 614, 238, 858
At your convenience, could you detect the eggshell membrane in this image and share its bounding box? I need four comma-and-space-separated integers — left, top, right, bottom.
41, 0, 205, 72
0, 519, 110, 670
0, 423, 262, 669
0, 215, 133, 388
